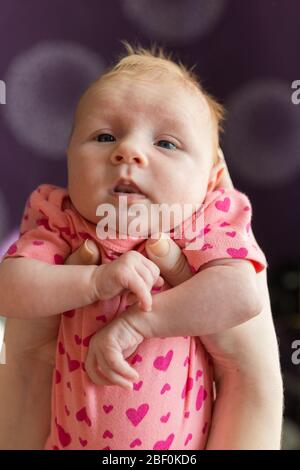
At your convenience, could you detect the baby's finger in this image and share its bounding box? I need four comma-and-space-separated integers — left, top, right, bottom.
98, 348, 139, 383
86, 352, 133, 389
126, 274, 152, 311
126, 292, 138, 306
154, 275, 164, 288
141, 256, 161, 282
85, 353, 112, 386
96, 365, 135, 391
127, 276, 163, 306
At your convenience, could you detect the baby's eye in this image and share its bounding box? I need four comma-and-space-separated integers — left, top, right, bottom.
95, 133, 115, 142
156, 140, 177, 150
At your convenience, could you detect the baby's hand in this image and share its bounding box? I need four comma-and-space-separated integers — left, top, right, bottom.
85, 315, 143, 390
92, 250, 164, 311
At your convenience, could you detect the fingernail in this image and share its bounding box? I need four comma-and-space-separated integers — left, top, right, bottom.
84, 239, 95, 254
125, 382, 133, 391
148, 234, 170, 257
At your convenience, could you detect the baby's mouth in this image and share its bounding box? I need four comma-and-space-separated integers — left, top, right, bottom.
109, 179, 147, 199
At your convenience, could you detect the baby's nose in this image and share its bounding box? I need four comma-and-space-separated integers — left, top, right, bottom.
110, 149, 148, 167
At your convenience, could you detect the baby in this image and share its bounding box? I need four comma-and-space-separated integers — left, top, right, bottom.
0, 43, 266, 450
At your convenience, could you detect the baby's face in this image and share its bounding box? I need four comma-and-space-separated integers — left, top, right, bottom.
67, 76, 218, 235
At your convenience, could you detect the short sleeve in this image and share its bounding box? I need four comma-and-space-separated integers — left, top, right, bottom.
2, 184, 72, 265
181, 188, 267, 274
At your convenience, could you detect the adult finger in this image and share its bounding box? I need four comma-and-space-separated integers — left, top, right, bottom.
145, 233, 193, 287
65, 240, 100, 266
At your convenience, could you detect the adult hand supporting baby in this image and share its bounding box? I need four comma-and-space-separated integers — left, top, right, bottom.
144, 155, 283, 450
0, 240, 101, 450
145, 233, 283, 450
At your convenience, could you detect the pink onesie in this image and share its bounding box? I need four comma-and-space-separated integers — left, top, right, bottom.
3, 184, 266, 450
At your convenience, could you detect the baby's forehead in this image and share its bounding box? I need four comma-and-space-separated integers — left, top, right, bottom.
75, 75, 212, 130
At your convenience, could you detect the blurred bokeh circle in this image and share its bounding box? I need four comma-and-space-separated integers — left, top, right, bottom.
224, 80, 300, 186
122, 0, 227, 44
3, 41, 105, 159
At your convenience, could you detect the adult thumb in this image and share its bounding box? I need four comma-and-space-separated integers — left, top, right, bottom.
145, 233, 192, 287
65, 239, 100, 266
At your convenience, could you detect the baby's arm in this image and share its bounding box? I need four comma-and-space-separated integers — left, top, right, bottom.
87, 256, 262, 388
125, 257, 262, 338
0, 257, 97, 318
0, 251, 162, 319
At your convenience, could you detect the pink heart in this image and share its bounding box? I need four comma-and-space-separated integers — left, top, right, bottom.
160, 412, 171, 423
130, 438, 142, 448
199, 223, 211, 237
55, 369, 61, 384
196, 386, 208, 411
215, 197, 231, 212
58, 342, 65, 355
74, 335, 82, 345
131, 354, 142, 365
63, 309, 75, 318
103, 430, 113, 439
184, 433, 193, 446
103, 404, 113, 414
58, 226, 71, 236
227, 247, 248, 259
54, 254, 64, 265
126, 403, 149, 427
33, 240, 44, 246
153, 350, 173, 371
102, 446, 111, 450
201, 243, 213, 251
96, 315, 107, 323
76, 407, 91, 427
202, 421, 208, 434
133, 380, 143, 391
55, 420, 71, 448
67, 354, 80, 372
196, 369, 203, 381
79, 437, 87, 447
225, 231, 236, 238
78, 232, 90, 240
36, 218, 50, 230
181, 377, 194, 399
184, 411, 190, 419
204, 223, 211, 234
64, 405, 70, 416
82, 334, 93, 347
220, 221, 230, 227
160, 383, 171, 395
7, 243, 17, 255
153, 433, 174, 450
183, 356, 190, 367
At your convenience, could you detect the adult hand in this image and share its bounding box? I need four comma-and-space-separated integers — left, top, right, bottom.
0, 240, 100, 449
143, 155, 283, 449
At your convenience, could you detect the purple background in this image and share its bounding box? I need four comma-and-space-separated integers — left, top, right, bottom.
0, 0, 300, 446
0, 0, 299, 269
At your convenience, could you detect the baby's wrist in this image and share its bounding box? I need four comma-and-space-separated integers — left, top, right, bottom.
122, 294, 162, 340
88, 264, 105, 303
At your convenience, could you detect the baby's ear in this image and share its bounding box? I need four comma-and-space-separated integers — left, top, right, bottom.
207, 148, 225, 192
